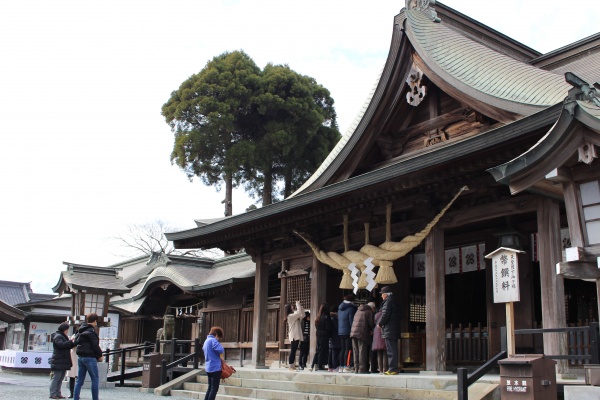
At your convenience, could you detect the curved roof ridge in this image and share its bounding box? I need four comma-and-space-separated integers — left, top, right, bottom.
406, 9, 571, 112
289, 67, 384, 197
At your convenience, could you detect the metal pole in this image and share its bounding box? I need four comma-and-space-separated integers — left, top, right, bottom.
590, 322, 599, 364
170, 338, 177, 365
457, 367, 469, 400
193, 338, 200, 370
104, 347, 110, 370
160, 359, 167, 385
120, 347, 126, 387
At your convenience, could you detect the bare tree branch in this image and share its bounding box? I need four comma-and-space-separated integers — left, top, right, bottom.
110, 220, 222, 259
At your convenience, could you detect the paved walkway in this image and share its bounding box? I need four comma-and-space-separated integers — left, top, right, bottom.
0, 369, 181, 400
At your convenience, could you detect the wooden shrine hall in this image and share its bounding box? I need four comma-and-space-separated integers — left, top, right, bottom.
166, 1, 600, 373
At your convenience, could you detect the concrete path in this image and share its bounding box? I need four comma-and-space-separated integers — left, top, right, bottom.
0, 369, 190, 400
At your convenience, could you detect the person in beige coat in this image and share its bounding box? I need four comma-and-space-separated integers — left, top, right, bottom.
67, 334, 79, 398
285, 300, 305, 370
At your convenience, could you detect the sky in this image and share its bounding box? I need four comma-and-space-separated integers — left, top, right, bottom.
0, 0, 598, 294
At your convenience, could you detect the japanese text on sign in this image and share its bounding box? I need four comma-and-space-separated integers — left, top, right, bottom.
491, 249, 520, 303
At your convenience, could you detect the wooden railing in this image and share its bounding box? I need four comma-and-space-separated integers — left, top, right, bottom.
103, 341, 154, 386
445, 323, 488, 364
160, 338, 201, 385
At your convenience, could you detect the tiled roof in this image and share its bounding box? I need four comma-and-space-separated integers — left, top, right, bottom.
54, 263, 131, 294
406, 9, 571, 112
547, 51, 600, 89
0, 281, 31, 306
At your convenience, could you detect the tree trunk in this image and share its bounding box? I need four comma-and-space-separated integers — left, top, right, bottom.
224, 173, 233, 217
283, 171, 293, 199
262, 167, 273, 206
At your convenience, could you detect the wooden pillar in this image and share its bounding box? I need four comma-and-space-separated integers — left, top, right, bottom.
278, 260, 289, 350
309, 254, 326, 365
425, 225, 446, 371
537, 197, 568, 373
251, 253, 268, 368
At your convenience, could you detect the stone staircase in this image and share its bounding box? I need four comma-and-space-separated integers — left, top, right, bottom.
168, 368, 500, 400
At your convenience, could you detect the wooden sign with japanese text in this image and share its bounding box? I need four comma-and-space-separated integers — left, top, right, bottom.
485, 247, 524, 304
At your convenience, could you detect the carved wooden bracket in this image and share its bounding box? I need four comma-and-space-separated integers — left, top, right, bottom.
578, 142, 597, 164
406, 65, 427, 106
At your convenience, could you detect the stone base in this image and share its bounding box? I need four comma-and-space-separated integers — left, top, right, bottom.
564, 385, 600, 400
419, 370, 452, 376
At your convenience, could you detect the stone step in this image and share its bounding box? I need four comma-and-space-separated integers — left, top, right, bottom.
168, 368, 500, 400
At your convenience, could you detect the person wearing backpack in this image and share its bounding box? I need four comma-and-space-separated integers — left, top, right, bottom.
49, 322, 76, 399
73, 313, 103, 400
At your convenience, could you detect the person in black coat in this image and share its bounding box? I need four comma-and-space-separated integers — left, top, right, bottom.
310, 303, 332, 371
49, 322, 76, 399
73, 313, 104, 400
378, 286, 401, 374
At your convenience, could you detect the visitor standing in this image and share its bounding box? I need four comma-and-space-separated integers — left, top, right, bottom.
337, 294, 357, 372
298, 311, 310, 370
73, 313, 103, 400
350, 303, 374, 373
285, 301, 305, 370
67, 334, 79, 398
310, 303, 332, 371
378, 286, 401, 374
49, 322, 76, 399
202, 326, 225, 400
372, 308, 388, 374
328, 306, 340, 372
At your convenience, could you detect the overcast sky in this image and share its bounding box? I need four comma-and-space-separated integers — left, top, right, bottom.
0, 0, 597, 294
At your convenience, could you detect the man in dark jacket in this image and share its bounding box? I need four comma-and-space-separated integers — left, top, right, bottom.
73, 313, 104, 400
49, 322, 76, 399
337, 294, 357, 372
378, 286, 401, 374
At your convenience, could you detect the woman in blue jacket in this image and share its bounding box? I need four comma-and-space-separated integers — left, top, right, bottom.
202, 326, 225, 400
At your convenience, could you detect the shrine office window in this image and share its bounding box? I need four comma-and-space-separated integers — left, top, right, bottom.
84, 293, 105, 316
580, 180, 600, 245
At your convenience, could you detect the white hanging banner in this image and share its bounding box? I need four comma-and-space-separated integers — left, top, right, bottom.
412, 253, 426, 278
445, 248, 460, 274
461, 245, 478, 273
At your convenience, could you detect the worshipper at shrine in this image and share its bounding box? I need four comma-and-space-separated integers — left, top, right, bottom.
337, 294, 357, 372
328, 305, 341, 372
73, 313, 103, 400
350, 302, 375, 373
284, 300, 305, 370
372, 306, 388, 374
298, 311, 311, 370
379, 286, 401, 375
310, 303, 333, 371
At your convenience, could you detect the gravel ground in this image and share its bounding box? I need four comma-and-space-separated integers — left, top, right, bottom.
0, 369, 187, 400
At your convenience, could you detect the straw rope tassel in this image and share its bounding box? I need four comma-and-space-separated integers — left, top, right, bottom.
339, 215, 354, 289
357, 222, 369, 289
375, 204, 398, 284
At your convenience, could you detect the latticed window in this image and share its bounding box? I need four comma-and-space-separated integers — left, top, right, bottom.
84, 293, 105, 316
286, 275, 311, 309
580, 180, 600, 245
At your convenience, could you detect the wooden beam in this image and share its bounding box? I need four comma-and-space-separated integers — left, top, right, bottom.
556, 261, 600, 279
393, 107, 467, 139
440, 195, 537, 229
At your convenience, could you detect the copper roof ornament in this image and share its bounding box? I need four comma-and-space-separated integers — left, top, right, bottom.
406, 0, 441, 23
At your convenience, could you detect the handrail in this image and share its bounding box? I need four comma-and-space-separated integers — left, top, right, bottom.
103, 341, 153, 387
159, 337, 201, 385
457, 351, 507, 400
514, 322, 600, 364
